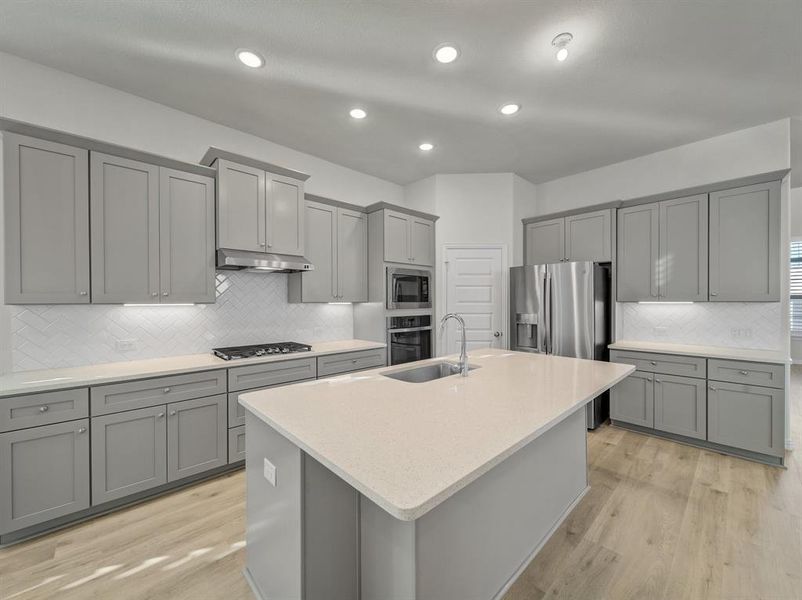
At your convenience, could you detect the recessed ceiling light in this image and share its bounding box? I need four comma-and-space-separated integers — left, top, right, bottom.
349, 108, 367, 119
433, 44, 459, 64
236, 49, 264, 68
499, 103, 520, 115
551, 32, 573, 62
418, 142, 434, 151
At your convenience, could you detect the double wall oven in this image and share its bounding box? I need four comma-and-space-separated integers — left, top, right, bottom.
386, 315, 433, 366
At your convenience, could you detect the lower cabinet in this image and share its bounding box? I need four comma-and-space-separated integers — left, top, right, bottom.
610, 370, 654, 428
0, 419, 90, 534
228, 425, 246, 464
91, 405, 167, 504
167, 395, 227, 481
653, 374, 706, 440
707, 382, 784, 457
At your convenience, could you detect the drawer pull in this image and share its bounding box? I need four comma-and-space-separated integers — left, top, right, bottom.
77, 427, 87, 434
655, 379, 662, 383
39, 405, 49, 413
352, 359, 358, 364
647, 377, 653, 382
649, 361, 657, 366
163, 387, 171, 393
170, 410, 177, 416
709, 385, 717, 391
157, 412, 165, 419
739, 370, 749, 376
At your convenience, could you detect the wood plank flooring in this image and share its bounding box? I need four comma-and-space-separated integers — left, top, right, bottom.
2, 367, 801, 600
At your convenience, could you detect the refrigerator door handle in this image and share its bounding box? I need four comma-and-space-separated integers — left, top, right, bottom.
544, 271, 552, 354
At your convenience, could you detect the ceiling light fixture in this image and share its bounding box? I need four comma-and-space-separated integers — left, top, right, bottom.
499, 103, 520, 115
349, 108, 367, 119
418, 142, 434, 151
236, 49, 265, 68
433, 44, 459, 64
551, 32, 573, 62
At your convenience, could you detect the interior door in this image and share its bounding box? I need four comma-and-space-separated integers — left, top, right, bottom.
443, 246, 505, 354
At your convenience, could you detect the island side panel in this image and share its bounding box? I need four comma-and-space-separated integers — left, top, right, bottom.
360, 497, 417, 600
244, 413, 303, 600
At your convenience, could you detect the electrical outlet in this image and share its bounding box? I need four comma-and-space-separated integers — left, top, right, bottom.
115, 339, 137, 352
730, 328, 753, 339
263, 458, 277, 486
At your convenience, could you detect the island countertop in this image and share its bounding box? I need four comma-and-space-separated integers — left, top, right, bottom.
240, 348, 634, 521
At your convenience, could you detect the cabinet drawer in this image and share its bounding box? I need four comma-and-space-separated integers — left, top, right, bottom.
90, 370, 227, 416
1, 388, 88, 432
227, 377, 315, 428
609, 350, 706, 378
708, 359, 784, 389
228, 357, 316, 392
317, 349, 386, 378
228, 425, 246, 463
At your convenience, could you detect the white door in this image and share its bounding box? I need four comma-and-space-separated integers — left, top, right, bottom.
443, 246, 506, 354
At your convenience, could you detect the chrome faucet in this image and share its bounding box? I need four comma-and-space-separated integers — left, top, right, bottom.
439, 313, 469, 376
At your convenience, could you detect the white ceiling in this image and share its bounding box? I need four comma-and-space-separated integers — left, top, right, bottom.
0, 1, 800, 185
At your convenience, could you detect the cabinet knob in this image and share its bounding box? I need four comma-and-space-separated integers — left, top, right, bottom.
739, 370, 749, 376
162, 291, 169, 296
170, 410, 177, 416
151, 292, 158, 297
711, 292, 718, 296
79, 291, 88, 296
39, 405, 49, 412
352, 359, 358, 364
650, 361, 657, 366
163, 387, 171, 393
655, 379, 662, 383
709, 385, 717, 391
259, 243, 266, 247
157, 412, 165, 419
647, 377, 653, 382
77, 427, 87, 434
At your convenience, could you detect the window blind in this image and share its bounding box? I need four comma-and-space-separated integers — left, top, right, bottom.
791, 241, 802, 335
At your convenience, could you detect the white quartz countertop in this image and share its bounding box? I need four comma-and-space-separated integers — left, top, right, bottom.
609, 340, 790, 364
239, 349, 634, 521
0, 339, 386, 398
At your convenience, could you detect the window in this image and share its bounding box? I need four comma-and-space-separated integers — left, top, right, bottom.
791, 241, 802, 336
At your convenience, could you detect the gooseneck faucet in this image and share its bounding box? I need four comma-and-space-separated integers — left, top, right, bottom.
439, 313, 469, 376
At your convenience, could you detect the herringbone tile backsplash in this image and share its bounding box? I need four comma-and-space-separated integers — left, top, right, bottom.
9, 272, 354, 371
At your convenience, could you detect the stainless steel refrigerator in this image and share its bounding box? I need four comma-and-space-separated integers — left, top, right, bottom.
509, 261, 612, 429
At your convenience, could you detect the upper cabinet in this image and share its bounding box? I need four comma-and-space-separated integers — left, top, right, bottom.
288, 198, 367, 303
202, 149, 309, 258
382, 209, 435, 267
90, 153, 215, 304
709, 181, 780, 301
617, 194, 707, 302
3, 133, 90, 304
524, 208, 612, 265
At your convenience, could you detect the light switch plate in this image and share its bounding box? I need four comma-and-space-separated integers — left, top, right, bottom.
263, 458, 277, 486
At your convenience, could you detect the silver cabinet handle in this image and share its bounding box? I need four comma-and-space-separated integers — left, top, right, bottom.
655, 379, 662, 383
169, 410, 177, 416
711, 292, 718, 296
650, 361, 657, 366
709, 385, 717, 391
39, 405, 49, 412
647, 377, 653, 382
739, 370, 749, 375
163, 387, 171, 393
79, 291, 88, 296
77, 427, 87, 434
259, 243, 266, 247
151, 292, 158, 297
157, 412, 165, 418
352, 359, 358, 364
162, 291, 169, 296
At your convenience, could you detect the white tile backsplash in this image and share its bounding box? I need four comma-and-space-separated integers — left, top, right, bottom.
618, 302, 783, 350
9, 272, 353, 371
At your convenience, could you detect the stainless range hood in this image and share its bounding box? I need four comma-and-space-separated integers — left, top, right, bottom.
216, 249, 314, 273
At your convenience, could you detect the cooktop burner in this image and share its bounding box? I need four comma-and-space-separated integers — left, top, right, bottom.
212, 342, 312, 361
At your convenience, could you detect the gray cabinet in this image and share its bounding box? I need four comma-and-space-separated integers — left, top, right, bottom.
228, 426, 246, 464
0, 388, 88, 433
316, 348, 386, 377
267, 174, 305, 256
0, 419, 90, 533
617, 203, 659, 301
610, 370, 654, 428
289, 200, 367, 302
158, 168, 216, 303
167, 394, 227, 482
409, 217, 434, 266
565, 209, 612, 262
383, 209, 434, 266
91, 406, 167, 504
4, 133, 90, 304
707, 382, 784, 457
659, 194, 708, 301
709, 181, 780, 301
524, 217, 564, 265
90, 152, 159, 303
653, 374, 706, 440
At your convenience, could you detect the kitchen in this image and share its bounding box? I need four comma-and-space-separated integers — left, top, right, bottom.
0, 2, 801, 599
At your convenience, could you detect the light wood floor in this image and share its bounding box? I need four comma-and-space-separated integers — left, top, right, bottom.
2, 369, 801, 600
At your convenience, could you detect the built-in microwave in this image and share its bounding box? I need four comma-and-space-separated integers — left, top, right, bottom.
386, 267, 432, 310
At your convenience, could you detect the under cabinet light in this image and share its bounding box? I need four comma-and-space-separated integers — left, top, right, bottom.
637, 301, 694, 305
123, 303, 195, 307
328, 302, 353, 305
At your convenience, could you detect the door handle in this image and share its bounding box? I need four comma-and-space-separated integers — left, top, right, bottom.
494, 331, 501, 337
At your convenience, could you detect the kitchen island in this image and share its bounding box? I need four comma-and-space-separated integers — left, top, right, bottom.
239, 348, 634, 600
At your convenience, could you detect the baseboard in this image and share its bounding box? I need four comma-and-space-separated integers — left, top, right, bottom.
491, 485, 590, 600
242, 567, 266, 600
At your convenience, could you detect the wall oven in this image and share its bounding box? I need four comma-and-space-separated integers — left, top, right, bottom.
387, 315, 433, 366
387, 267, 432, 310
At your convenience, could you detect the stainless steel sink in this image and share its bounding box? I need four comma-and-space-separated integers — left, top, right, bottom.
382, 361, 479, 383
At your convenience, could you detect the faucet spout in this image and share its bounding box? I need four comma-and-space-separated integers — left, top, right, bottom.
439, 313, 469, 376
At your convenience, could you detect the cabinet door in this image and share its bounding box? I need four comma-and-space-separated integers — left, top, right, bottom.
337, 208, 368, 301
409, 217, 435, 266
4, 133, 90, 304
216, 159, 266, 252
267, 174, 305, 256
653, 374, 706, 440
384, 210, 411, 263
0, 419, 90, 534
159, 168, 216, 304
167, 395, 227, 482
707, 382, 784, 457
565, 210, 611, 262
298, 201, 337, 302
617, 203, 659, 301
90, 152, 159, 303
524, 218, 564, 264
659, 194, 708, 301
610, 370, 654, 428
709, 181, 780, 301
91, 405, 167, 504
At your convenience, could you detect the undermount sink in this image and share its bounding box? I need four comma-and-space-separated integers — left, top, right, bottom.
382, 361, 479, 383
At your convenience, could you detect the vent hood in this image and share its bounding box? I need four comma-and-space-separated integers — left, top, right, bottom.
216, 249, 314, 273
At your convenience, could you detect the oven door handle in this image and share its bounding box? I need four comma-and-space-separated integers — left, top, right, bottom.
387, 326, 433, 333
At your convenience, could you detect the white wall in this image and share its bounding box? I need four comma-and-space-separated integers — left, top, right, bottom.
0, 53, 405, 373
512, 175, 537, 266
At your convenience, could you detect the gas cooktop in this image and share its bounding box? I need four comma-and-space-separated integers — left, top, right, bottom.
212, 342, 312, 361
